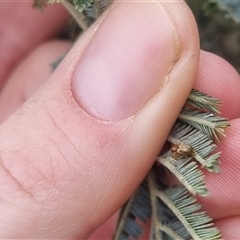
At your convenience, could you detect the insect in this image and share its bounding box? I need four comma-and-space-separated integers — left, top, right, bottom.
171, 143, 195, 160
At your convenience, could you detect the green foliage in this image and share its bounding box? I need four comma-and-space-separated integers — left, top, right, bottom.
206, 0, 240, 23
187, 89, 221, 114
34, 0, 112, 15
113, 182, 151, 240
83, 0, 113, 19
167, 121, 220, 172
178, 108, 229, 142
72, 0, 92, 12
152, 184, 221, 240
47, 0, 93, 12
113, 89, 229, 240
158, 154, 209, 196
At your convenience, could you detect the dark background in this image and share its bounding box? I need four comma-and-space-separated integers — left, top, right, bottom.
187, 0, 240, 73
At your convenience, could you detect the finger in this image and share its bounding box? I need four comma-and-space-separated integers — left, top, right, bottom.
198, 119, 240, 219
88, 214, 117, 240
0, 1, 199, 239
3, 48, 239, 125
215, 216, 240, 239
0, 1, 69, 88
0, 40, 71, 123
194, 51, 240, 119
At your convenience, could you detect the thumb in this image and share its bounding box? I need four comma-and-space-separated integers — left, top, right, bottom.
0, 1, 199, 239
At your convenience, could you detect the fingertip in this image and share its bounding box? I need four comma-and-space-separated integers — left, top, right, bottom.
0, 40, 71, 123
215, 216, 240, 239
0, 1, 69, 87
195, 51, 240, 119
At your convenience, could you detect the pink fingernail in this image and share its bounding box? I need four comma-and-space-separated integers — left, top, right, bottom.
73, 2, 179, 121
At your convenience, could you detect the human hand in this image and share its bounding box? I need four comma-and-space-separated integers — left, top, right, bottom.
0, 1, 240, 239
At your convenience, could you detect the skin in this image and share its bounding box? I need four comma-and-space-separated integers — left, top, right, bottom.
0, 0, 240, 239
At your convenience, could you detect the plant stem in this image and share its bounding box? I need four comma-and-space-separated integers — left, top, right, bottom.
61, 2, 88, 31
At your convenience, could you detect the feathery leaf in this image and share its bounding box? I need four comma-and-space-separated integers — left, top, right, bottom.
178, 108, 230, 141
48, 0, 64, 3
72, 0, 93, 12
168, 122, 220, 172
48, 0, 92, 12
155, 185, 221, 240
83, 0, 113, 19
113, 183, 151, 240
148, 173, 188, 240
157, 154, 209, 196
187, 89, 221, 114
